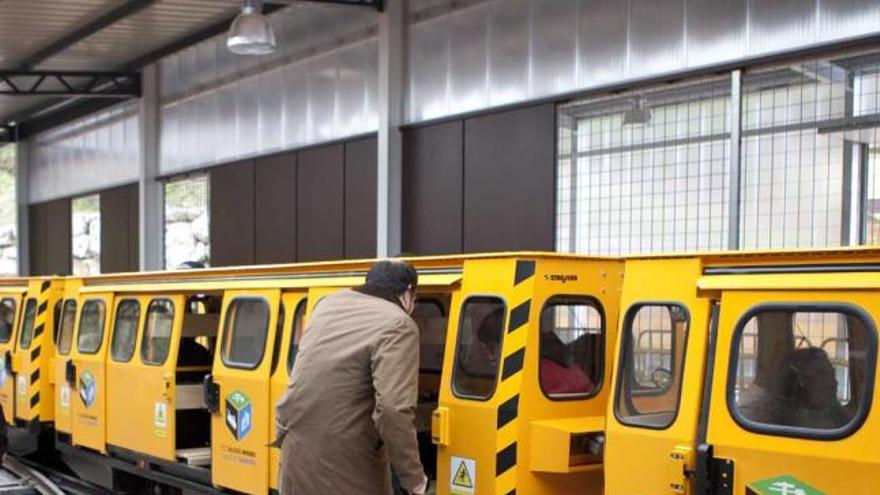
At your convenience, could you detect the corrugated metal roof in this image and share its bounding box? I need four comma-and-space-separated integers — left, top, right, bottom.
0, 0, 245, 124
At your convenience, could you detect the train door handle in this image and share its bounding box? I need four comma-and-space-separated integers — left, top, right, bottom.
162, 372, 173, 400
203, 374, 220, 414
65, 361, 76, 387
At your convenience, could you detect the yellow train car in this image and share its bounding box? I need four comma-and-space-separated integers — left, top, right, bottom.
51, 252, 621, 495
0, 277, 29, 426
606, 248, 880, 495
12, 277, 69, 431
44, 247, 880, 495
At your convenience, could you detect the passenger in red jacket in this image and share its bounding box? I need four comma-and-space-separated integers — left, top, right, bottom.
540, 332, 593, 396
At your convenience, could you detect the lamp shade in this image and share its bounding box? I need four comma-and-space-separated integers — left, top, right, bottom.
227, 5, 276, 55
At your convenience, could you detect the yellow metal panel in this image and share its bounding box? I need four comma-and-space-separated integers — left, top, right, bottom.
528, 416, 603, 473
698, 272, 880, 290
78, 273, 461, 294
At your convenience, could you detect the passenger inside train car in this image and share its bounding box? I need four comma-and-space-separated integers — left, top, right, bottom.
731, 309, 869, 431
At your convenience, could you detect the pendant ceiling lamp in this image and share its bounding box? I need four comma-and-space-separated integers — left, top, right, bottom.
227, 0, 277, 56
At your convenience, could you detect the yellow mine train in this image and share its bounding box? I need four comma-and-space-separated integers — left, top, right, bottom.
0, 249, 876, 495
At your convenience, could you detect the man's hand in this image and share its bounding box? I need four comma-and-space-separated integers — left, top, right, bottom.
408, 475, 429, 495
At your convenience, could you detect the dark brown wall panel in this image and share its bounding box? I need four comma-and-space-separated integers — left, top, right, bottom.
297, 144, 344, 261
210, 160, 255, 266
463, 104, 556, 252
45, 198, 71, 275
128, 185, 140, 270
402, 121, 464, 255
100, 184, 138, 273
255, 152, 297, 264
28, 203, 48, 275
344, 138, 377, 258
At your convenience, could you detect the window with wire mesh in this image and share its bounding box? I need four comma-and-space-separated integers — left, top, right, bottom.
557, 76, 731, 255
71, 194, 100, 275
164, 174, 210, 269
740, 48, 880, 248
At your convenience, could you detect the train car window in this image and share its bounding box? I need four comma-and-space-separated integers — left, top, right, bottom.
270, 304, 286, 374
286, 299, 307, 374
18, 298, 37, 350
539, 297, 603, 400
142, 299, 174, 366
0, 298, 15, 343
452, 297, 506, 400
221, 298, 270, 370
413, 299, 447, 375
57, 300, 77, 355
110, 300, 141, 362
53, 300, 62, 344
77, 299, 107, 355
729, 305, 877, 439
615, 303, 689, 429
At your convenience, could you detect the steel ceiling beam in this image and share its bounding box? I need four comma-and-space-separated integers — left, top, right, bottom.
17, 0, 159, 70
0, 70, 139, 97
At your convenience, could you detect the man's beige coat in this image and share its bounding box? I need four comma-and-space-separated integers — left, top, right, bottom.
274, 289, 424, 495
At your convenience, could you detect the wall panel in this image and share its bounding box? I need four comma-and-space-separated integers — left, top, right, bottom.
344, 138, 377, 258
100, 184, 139, 273
463, 104, 555, 252
402, 121, 463, 255
255, 152, 297, 264
45, 198, 71, 275
296, 145, 344, 261
210, 161, 255, 266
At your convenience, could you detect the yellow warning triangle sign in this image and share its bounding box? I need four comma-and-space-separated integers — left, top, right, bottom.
453, 461, 473, 488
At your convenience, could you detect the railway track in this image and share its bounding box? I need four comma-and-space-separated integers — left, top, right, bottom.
0, 456, 115, 495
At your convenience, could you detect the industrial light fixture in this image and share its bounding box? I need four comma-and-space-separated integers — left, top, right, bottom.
622, 95, 652, 125
227, 0, 277, 56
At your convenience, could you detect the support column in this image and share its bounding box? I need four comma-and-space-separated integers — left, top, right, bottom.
376, 0, 405, 257
727, 70, 743, 250
139, 63, 164, 270
14, 139, 29, 275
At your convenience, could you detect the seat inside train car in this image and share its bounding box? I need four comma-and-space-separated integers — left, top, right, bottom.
175, 293, 221, 462
412, 294, 450, 480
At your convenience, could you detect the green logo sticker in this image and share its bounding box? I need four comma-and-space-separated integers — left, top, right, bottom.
747, 475, 826, 495
225, 391, 252, 441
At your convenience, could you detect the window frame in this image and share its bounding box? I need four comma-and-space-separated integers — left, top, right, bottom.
286, 299, 308, 375
613, 301, 691, 431
18, 297, 37, 350
451, 295, 508, 402
140, 298, 175, 366
538, 295, 605, 402
220, 296, 271, 371
0, 297, 16, 344
726, 302, 878, 441
413, 298, 447, 375
57, 299, 78, 356
76, 299, 107, 355
110, 299, 141, 363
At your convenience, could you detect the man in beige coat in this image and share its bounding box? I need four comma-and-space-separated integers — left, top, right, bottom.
274, 260, 428, 495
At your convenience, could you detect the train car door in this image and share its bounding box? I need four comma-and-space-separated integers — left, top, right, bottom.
699, 283, 879, 495
604, 258, 713, 495
0, 287, 24, 424
210, 289, 280, 494
15, 279, 62, 425
53, 292, 79, 438
268, 292, 308, 492
70, 293, 113, 452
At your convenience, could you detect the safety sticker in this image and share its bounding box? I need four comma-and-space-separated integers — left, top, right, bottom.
450, 456, 475, 495
60, 383, 70, 409
746, 475, 826, 495
16, 375, 26, 397
154, 402, 168, 438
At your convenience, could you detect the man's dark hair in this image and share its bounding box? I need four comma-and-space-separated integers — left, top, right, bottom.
364, 260, 418, 296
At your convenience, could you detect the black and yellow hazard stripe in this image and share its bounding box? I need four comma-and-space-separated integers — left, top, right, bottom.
24, 280, 52, 420
494, 260, 535, 495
